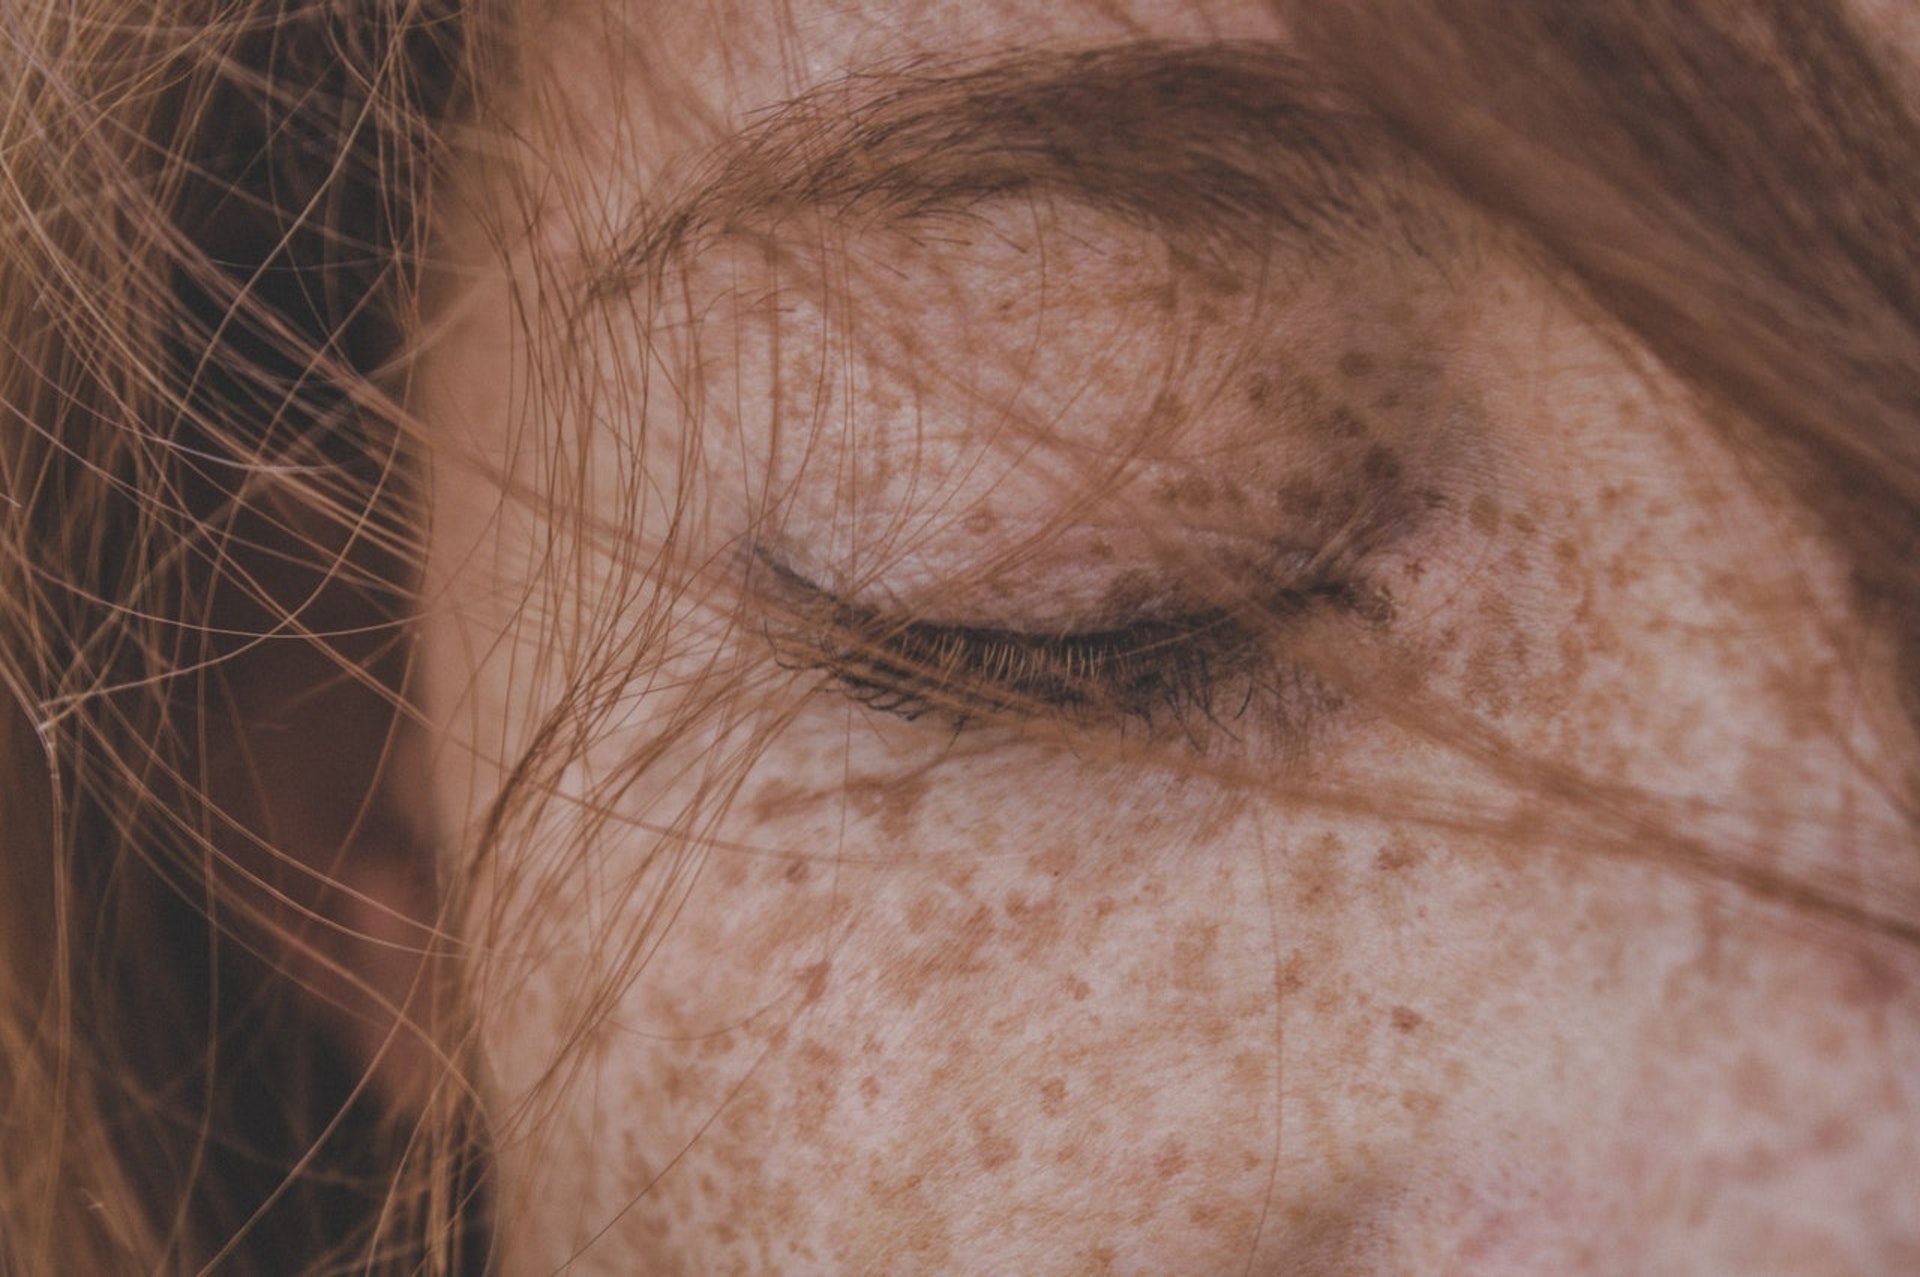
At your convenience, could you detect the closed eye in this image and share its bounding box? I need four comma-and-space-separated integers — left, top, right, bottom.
758, 554, 1370, 739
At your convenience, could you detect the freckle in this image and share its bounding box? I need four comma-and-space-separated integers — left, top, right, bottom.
1277, 480, 1328, 520
1374, 839, 1422, 872
905, 894, 942, 934
1375, 388, 1402, 410
1275, 955, 1308, 997
973, 1123, 1019, 1172
1038, 1077, 1069, 1115
1032, 844, 1076, 877
1511, 510, 1538, 534
1338, 350, 1376, 379
1246, 373, 1271, 406
1313, 406, 1367, 442
1172, 921, 1222, 994
784, 857, 811, 884
846, 773, 929, 840
1156, 474, 1216, 510
963, 508, 996, 535
1199, 263, 1244, 296
1362, 444, 1403, 484
1088, 538, 1115, 562
797, 962, 831, 1004
1293, 832, 1347, 907
1149, 389, 1187, 426
1399, 1088, 1444, 1130
860, 1074, 881, 1101
1469, 493, 1500, 535
1154, 1139, 1189, 1179
1390, 1005, 1425, 1032
1065, 974, 1091, 1001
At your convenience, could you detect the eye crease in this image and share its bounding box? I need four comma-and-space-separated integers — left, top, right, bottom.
757, 552, 1374, 739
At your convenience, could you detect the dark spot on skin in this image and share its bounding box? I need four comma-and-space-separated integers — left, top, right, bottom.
1171, 921, 1222, 995
845, 772, 930, 841
906, 894, 941, 935
1246, 372, 1271, 407
1469, 493, 1501, 535
1148, 389, 1188, 428
747, 778, 811, 824
1347, 581, 1395, 627
972, 1116, 1019, 1171
1195, 259, 1245, 296
1154, 1139, 1189, 1179
1156, 474, 1216, 510
963, 508, 997, 535
1277, 480, 1328, 521
1374, 839, 1422, 873
1390, 1005, 1425, 1032
1312, 406, 1369, 442
1087, 538, 1115, 562
1038, 1077, 1069, 1116
1293, 833, 1347, 908
1142, 280, 1180, 313
798, 962, 832, 1005
1362, 444, 1403, 485
1065, 974, 1092, 1001
785, 858, 812, 884
859, 1075, 881, 1101
1338, 350, 1376, 379
1275, 954, 1308, 997
1031, 844, 1077, 878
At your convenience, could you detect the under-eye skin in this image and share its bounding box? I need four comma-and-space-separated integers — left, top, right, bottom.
757, 554, 1370, 741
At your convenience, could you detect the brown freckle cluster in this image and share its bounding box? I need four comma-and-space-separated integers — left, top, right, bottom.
1155, 473, 1219, 510
1338, 350, 1378, 380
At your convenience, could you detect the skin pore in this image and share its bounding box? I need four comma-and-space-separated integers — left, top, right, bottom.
418, 1, 1920, 1271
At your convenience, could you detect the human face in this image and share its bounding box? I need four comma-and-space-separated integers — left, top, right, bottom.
417, 2, 1920, 1271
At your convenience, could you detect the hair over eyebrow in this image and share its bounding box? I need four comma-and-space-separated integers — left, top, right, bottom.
592, 41, 1407, 298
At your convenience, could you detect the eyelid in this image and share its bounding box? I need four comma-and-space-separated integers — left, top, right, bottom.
755, 550, 1369, 735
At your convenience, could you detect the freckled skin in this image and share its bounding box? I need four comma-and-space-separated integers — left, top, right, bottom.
420, 2, 1920, 1272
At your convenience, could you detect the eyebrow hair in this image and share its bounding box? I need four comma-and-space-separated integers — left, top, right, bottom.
590, 41, 1406, 298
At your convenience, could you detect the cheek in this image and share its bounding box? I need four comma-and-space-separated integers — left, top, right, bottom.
465, 690, 1920, 1275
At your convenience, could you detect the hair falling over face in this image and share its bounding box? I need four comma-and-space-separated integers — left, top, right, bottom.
1, 0, 1919, 1273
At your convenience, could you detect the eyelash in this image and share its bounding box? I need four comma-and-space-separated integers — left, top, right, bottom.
763, 559, 1362, 736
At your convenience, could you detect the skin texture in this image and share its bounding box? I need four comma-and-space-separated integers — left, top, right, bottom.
418, 2, 1920, 1271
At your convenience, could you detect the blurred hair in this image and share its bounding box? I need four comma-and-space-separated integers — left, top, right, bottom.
0, 0, 1914, 1272
0, 1, 491, 1270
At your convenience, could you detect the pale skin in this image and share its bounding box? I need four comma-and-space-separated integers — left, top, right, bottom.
417, 1, 1920, 1271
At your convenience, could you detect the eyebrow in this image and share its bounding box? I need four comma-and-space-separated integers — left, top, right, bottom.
590, 41, 1403, 298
